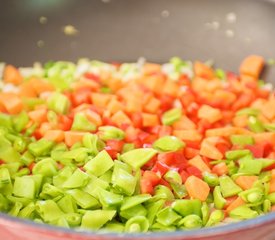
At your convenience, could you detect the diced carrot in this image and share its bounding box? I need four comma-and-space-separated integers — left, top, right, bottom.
269, 178, 275, 193
172, 115, 196, 130
188, 155, 211, 173
72, 78, 100, 91
232, 115, 248, 128
64, 131, 86, 147
29, 78, 55, 95
28, 108, 47, 123
106, 98, 124, 114
214, 90, 237, 106
143, 63, 162, 75
138, 75, 165, 94
44, 130, 65, 143
0, 93, 23, 114
19, 82, 37, 97
162, 80, 179, 97
72, 104, 91, 114
143, 97, 161, 113
106, 77, 123, 92
194, 61, 215, 80
111, 111, 132, 127
85, 110, 102, 126
212, 162, 228, 176
235, 176, 258, 190
142, 113, 159, 127
173, 129, 202, 142
39, 122, 52, 136
91, 93, 115, 108
271, 205, 275, 212
206, 127, 252, 137
3, 65, 23, 85
261, 98, 275, 120
198, 105, 222, 124
253, 132, 275, 146
239, 55, 264, 79
125, 96, 143, 113
226, 197, 245, 213
200, 137, 223, 160
185, 175, 210, 201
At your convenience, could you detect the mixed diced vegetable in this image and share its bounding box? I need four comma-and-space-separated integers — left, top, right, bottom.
0, 55, 274, 232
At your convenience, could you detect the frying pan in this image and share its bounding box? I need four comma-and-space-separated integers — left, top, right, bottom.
0, 0, 275, 239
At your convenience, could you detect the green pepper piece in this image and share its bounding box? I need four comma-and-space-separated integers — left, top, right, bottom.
120, 148, 157, 170
62, 168, 90, 189
13, 176, 36, 199
146, 199, 165, 226
156, 207, 181, 226
213, 186, 227, 209
98, 189, 123, 207
0, 113, 12, 129
120, 204, 147, 220
154, 185, 174, 201
28, 138, 54, 157
81, 210, 116, 230
0, 193, 9, 211
60, 148, 89, 164
71, 113, 96, 132
67, 189, 100, 209
162, 108, 182, 126
151, 222, 176, 232
201, 202, 210, 225
47, 92, 70, 114
266, 192, 275, 204
230, 135, 254, 146
263, 199, 271, 213
13, 138, 27, 153
18, 202, 36, 219
36, 200, 65, 222
236, 108, 259, 116
84, 150, 114, 177
229, 205, 258, 220
171, 183, 187, 199
82, 133, 103, 155
57, 195, 77, 214
248, 116, 265, 133
238, 158, 263, 175
255, 158, 275, 169
64, 213, 82, 227
9, 202, 23, 217
112, 168, 137, 196
239, 187, 264, 204
122, 143, 135, 153
225, 149, 251, 160
104, 222, 124, 232
12, 111, 29, 133
98, 126, 125, 141
0, 168, 11, 188
53, 166, 75, 187
32, 158, 58, 177
125, 216, 149, 233
215, 68, 226, 80
121, 194, 151, 211
203, 172, 219, 187
153, 136, 185, 152
54, 217, 70, 228
0, 136, 20, 163
205, 210, 224, 227
82, 175, 109, 198
219, 176, 242, 198
164, 170, 182, 184
178, 214, 202, 229
264, 123, 275, 132
40, 183, 64, 199
172, 199, 202, 217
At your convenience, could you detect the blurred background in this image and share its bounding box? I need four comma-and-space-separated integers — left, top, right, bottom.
0, 0, 275, 78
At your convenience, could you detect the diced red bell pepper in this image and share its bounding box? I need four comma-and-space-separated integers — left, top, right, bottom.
142, 171, 161, 187
186, 166, 202, 179
152, 161, 170, 176
140, 178, 154, 195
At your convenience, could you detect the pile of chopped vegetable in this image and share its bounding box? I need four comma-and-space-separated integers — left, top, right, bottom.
0, 55, 274, 233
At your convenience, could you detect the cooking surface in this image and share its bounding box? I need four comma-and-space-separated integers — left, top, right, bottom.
1, 0, 275, 80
